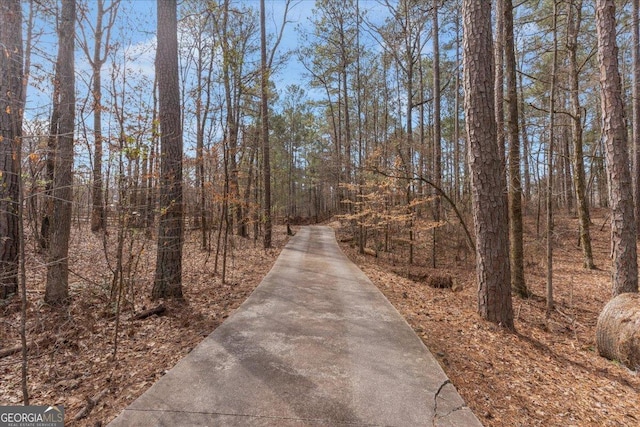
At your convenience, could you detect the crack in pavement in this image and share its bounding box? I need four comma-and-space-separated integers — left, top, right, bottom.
432, 379, 451, 427
432, 379, 476, 426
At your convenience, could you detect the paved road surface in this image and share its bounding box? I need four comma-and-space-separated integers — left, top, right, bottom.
108, 226, 482, 426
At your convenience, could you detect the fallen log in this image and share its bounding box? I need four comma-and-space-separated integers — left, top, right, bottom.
131, 304, 166, 320
596, 293, 640, 370
73, 388, 109, 421
0, 344, 24, 359
363, 247, 377, 257
0, 339, 47, 359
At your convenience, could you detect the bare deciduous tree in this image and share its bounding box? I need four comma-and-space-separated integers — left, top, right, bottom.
566, 0, 595, 269
45, 0, 76, 305
78, 0, 120, 233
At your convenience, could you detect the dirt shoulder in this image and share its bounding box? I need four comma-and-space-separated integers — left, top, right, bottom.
1, 227, 289, 426
336, 212, 640, 427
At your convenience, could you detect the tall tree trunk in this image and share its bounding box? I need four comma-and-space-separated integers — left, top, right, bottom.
40, 61, 60, 252
418, 52, 426, 205
195, 21, 214, 249
243, 137, 257, 242
0, 0, 23, 299
341, 35, 351, 205
432, 0, 441, 269
633, 0, 640, 236
261, 0, 272, 249
406, 88, 414, 265
454, 5, 461, 203
146, 76, 159, 231
45, 0, 75, 305
83, 0, 120, 233
230, 120, 242, 237
596, 0, 639, 296
546, 0, 559, 316
463, 0, 514, 329
18, 2, 32, 403
566, 0, 595, 269
494, 0, 505, 166
406, 60, 414, 266
562, 126, 573, 214
152, 0, 184, 299
504, 0, 528, 298
519, 70, 531, 202
217, 0, 244, 238
355, 0, 365, 254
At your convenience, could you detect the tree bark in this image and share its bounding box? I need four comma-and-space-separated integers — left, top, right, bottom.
504, 0, 528, 298
454, 7, 461, 203
633, 0, 640, 237
463, 0, 514, 329
432, 0, 441, 269
40, 61, 60, 252
0, 0, 23, 299
494, 0, 505, 166
90, 54, 105, 234
546, 0, 559, 316
45, 0, 75, 305
152, 0, 184, 299
261, 0, 272, 249
566, 0, 595, 269
562, 126, 573, 214
596, 0, 639, 296
519, 71, 531, 202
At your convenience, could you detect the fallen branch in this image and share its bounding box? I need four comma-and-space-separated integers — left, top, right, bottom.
555, 307, 586, 329
0, 339, 47, 359
0, 344, 24, 359
363, 247, 377, 257
73, 388, 109, 421
131, 304, 166, 321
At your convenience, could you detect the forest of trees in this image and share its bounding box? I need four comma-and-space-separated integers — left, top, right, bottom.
2, 0, 640, 384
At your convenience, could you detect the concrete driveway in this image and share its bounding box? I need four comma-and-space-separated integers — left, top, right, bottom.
108, 226, 481, 426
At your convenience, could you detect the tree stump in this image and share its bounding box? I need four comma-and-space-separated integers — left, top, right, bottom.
428, 275, 453, 289
596, 293, 640, 370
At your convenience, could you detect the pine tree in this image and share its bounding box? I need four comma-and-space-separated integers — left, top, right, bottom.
595, 0, 638, 296
152, 0, 184, 299
463, 0, 514, 328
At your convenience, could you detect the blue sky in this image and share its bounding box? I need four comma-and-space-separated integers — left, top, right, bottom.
23, 0, 395, 162
24, 0, 321, 118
